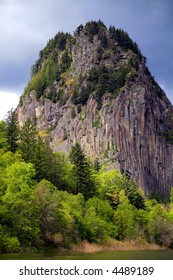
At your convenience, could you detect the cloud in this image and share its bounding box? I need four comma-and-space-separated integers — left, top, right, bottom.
0, 91, 20, 120
0, 0, 84, 64
0, 0, 87, 89
0, 0, 172, 106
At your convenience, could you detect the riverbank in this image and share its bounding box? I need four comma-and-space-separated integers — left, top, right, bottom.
0, 240, 171, 260
72, 240, 165, 253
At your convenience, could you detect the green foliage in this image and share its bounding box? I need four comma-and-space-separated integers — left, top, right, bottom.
146, 203, 173, 247
5, 109, 19, 153
47, 88, 65, 104
19, 118, 38, 163
83, 197, 117, 243
19, 119, 74, 192
83, 21, 141, 57
109, 26, 142, 58
160, 129, 173, 145
1, 161, 40, 247
148, 188, 170, 203
3, 161, 36, 193
31, 32, 72, 76
0, 225, 20, 253
84, 20, 106, 42
25, 55, 61, 101
35, 180, 85, 247
93, 158, 101, 172
170, 187, 173, 204
1, 116, 173, 252
25, 32, 73, 101
119, 174, 145, 209
24, 68, 47, 100
35, 180, 61, 245
60, 49, 72, 73
71, 107, 76, 118
114, 202, 137, 240
86, 197, 114, 223
95, 169, 127, 208
71, 84, 92, 105
56, 192, 85, 246
70, 142, 96, 200
98, 29, 108, 48
23, 21, 143, 106
23, 21, 143, 107
75, 24, 84, 35
51, 152, 76, 192
95, 170, 145, 211
0, 120, 7, 150
72, 62, 137, 106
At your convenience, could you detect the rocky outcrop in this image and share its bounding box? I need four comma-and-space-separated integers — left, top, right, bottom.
17, 21, 173, 198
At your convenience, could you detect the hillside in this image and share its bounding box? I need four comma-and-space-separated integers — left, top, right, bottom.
17, 20, 173, 199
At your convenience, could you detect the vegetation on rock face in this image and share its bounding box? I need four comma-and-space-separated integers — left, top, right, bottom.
1, 112, 173, 253
109, 26, 142, 57
21, 20, 143, 106
20, 20, 166, 110
23, 32, 73, 101
31, 32, 73, 77
71, 61, 138, 106
83, 20, 106, 43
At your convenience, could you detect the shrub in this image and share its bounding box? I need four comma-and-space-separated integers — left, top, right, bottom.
0, 225, 20, 253
84, 20, 106, 42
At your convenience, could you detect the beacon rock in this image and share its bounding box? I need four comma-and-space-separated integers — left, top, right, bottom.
17, 21, 173, 198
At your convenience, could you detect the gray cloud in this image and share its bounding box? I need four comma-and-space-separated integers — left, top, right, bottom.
0, 0, 172, 104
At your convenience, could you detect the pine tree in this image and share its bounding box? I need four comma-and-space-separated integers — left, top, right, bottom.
5, 109, 19, 153
0, 120, 7, 150
18, 119, 53, 182
70, 142, 95, 200
93, 157, 101, 172
18, 118, 37, 163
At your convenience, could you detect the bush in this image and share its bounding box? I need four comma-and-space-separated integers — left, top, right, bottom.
83, 198, 117, 243
109, 26, 141, 58
60, 49, 72, 73
2, 237, 20, 253
146, 204, 173, 246
0, 226, 20, 253
84, 20, 106, 42
114, 202, 137, 240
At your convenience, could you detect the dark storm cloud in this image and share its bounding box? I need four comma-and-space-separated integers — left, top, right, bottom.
0, 0, 172, 111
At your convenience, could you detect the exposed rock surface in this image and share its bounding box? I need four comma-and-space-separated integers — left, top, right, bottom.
17, 21, 173, 198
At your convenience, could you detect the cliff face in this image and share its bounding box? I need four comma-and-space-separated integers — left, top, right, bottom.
17, 21, 173, 198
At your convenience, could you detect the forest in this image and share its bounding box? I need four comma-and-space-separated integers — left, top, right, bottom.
0, 109, 173, 253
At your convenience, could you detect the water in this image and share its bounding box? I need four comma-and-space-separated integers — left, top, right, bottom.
0, 250, 173, 260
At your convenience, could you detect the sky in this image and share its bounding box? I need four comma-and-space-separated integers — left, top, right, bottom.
0, 0, 173, 120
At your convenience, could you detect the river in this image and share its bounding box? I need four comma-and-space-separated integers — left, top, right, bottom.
0, 250, 173, 260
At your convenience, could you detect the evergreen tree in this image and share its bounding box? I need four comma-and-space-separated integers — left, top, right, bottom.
34, 136, 49, 182
93, 157, 101, 172
0, 120, 7, 150
18, 118, 37, 163
70, 142, 95, 200
5, 109, 19, 153
120, 174, 145, 210
18, 120, 55, 183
